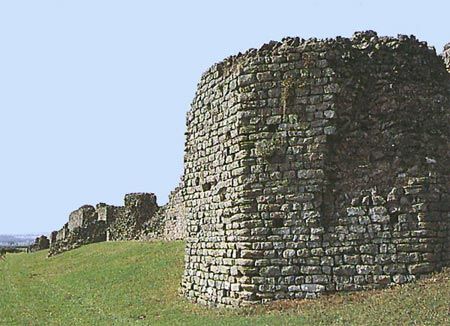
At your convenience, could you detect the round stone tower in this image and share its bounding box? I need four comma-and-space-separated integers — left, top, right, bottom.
181, 31, 450, 307
443, 43, 450, 72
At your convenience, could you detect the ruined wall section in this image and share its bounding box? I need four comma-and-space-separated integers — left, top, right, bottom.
49, 194, 156, 255
67, 205, 98, 232
49, 205, 107, 256
182, 32, 450, 307
107, 193, 158, 241
49, 191, 185, 256
140, 182, 187, 241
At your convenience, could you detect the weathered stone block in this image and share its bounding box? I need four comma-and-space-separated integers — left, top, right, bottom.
408, 263, 434, 274
260, 266, 281, 277
334, 266, 356, 276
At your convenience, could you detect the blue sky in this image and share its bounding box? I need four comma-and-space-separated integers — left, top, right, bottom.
0, 0, 448, 234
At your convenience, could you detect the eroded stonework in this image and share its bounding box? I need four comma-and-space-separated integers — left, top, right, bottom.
181, 31, 450, 307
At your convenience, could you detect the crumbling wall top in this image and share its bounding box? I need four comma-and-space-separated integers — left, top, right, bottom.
199, 31, 435, 83
124, 193, 157, 208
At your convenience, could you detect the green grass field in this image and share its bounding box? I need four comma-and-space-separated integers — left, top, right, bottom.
0, 241, 448, 325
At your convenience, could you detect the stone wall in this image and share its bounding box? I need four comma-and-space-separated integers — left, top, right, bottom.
181, 31, 450, 307
49, 189, 187, 256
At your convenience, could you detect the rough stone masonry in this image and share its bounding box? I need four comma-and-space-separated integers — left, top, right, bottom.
181, 31, 450, 307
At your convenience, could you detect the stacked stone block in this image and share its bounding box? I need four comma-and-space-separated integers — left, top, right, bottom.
181, 31, 450, 307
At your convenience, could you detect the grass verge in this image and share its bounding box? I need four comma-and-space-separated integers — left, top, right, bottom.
0, 241, 448, 325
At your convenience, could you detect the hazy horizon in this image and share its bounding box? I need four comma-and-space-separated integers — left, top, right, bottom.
1, 0, 449, 234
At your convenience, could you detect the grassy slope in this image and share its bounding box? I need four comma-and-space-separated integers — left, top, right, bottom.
0, 241, 448, 326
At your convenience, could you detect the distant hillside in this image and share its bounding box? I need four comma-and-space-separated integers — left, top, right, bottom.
0, 241, 448, 325
0, 234, 41, 246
